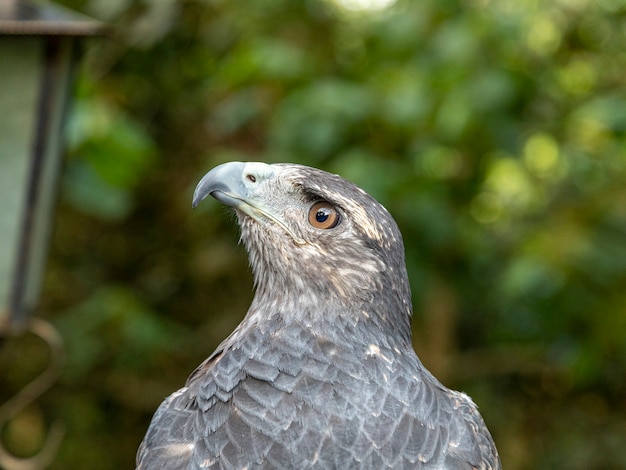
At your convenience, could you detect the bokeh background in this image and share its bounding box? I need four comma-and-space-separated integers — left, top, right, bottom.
2, 0, 626, 468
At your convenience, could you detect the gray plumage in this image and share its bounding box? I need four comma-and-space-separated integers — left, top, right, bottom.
137, 162, 501, 469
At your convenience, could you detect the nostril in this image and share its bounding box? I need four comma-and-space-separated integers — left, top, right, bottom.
246, 174, 257, 183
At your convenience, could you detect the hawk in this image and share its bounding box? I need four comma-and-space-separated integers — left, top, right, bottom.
137, 161, 501, 469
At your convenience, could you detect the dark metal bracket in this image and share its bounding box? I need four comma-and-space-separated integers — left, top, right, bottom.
0, 318, 65, 470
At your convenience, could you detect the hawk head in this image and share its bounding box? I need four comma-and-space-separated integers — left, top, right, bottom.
193, 162, 412, 345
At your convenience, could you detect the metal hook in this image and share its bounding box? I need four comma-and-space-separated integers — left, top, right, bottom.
0, 318, 65, 470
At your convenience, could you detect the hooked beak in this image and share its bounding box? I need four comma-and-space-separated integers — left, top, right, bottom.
192, 161, 306, 245
192, 161, 250, 209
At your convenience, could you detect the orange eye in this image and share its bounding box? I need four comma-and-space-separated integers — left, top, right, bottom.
308, 202, 340, 229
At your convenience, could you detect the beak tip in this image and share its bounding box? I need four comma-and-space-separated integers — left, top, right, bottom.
192, 188, 207, 209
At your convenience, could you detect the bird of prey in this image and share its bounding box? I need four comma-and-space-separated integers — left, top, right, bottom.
137, 161, 501, 469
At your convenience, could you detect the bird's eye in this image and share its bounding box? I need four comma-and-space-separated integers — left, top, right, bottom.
308, 201, 340, 229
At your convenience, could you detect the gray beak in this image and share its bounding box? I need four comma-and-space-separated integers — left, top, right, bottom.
192, 161, 306, 245
192, 161, 248, 209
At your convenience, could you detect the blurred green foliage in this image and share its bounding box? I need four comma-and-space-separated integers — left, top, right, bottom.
1, 0, 625, 468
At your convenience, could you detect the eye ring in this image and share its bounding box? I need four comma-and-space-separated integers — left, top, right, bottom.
308, 201, 340, 229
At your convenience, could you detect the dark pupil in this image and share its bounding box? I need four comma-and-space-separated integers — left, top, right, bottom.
316, 208, 330, 223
